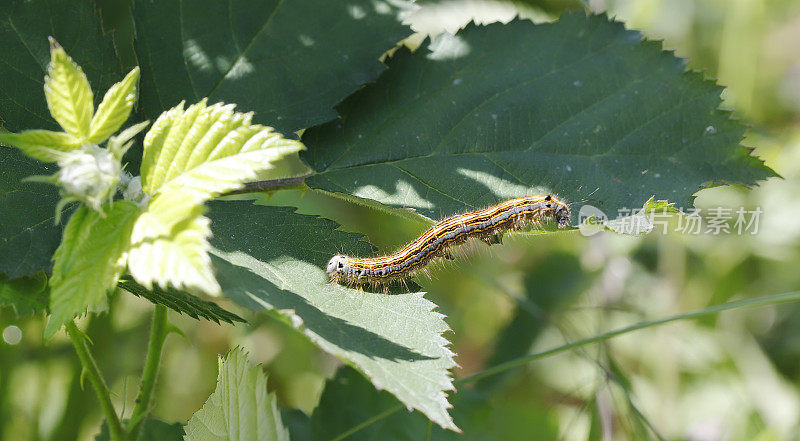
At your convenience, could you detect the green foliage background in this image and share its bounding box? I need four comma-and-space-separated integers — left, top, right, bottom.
2, 0, 800, 440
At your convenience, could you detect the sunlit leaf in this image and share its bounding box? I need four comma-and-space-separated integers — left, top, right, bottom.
44, 202, 140, 338
140, 100, 306, 196
88, 66, 140, 143
0, 130, 81, 162
184, 347, 289, 441
127, 213, 219, 296
129, 100, 305, 296
208, 201, 458, 431
44, 39, 94, 140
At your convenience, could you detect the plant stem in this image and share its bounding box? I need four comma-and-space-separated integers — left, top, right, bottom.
65, 321, 125, 441
229, 175, 310, 195
126, 304, 169, 441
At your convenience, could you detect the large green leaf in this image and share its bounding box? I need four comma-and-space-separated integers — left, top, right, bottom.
132, 0, 412, 133
0, 148, 65, 277
0, 0, 121, 277
302, 13, 774, 223
208, 200, 459, 431
184, 347, 289, 441
0, 0, 121, 133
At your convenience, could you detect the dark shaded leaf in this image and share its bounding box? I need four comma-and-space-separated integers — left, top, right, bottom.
118, 277, 245, 324
0, 0, 121, 277
132, 0, 412, 133
0, 148, 66, 278
303, 13, 773, 223
0, 0, 122, 132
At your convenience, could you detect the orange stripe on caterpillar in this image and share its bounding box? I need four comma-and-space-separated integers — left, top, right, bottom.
326, 195, 569, 290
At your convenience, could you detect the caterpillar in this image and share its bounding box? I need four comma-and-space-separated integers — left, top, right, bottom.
326, 195, 570, 291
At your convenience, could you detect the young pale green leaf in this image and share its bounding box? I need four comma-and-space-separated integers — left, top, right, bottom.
184, 347, 289, 441
88, 67, 140, 143
128, 100, 306, 296
107, 120, 150, 160
45, 38, 94, 140
44, 201, 141, 338
302, 13, 774, 227
0, 271, 49, 316
118, 277, 245, 324
0, 130, 81, 162
127, 212, 219, 296
141, 100, 306, 195
208, 201, 459, 431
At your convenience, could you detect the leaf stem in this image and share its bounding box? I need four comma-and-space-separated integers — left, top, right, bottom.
126, 304, 169, 441
230, 175, 310, 195
65, 321, 125, 441
329, 290, 800, 440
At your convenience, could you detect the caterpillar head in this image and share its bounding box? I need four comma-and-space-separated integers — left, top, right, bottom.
544, 195, 570, 228
326, 254, 350, 280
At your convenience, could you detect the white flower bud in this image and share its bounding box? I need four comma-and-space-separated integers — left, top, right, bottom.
57, 144, 121, 210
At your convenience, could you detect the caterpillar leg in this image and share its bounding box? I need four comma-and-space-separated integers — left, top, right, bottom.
481, 233, 503, 246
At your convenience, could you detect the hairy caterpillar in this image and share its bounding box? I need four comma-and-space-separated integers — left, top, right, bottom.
327, 195, 570, 290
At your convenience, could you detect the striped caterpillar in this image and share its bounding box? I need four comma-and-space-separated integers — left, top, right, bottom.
326, 195, 570, 290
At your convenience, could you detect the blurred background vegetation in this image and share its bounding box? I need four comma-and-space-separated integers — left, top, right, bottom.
3, 0, 800, 439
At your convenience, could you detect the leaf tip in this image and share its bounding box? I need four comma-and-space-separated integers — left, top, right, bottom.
47, 36, 60, 50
